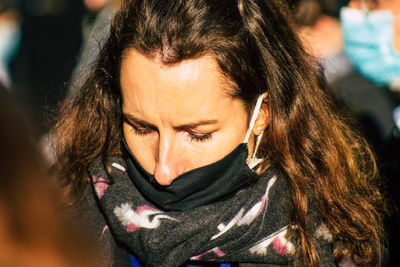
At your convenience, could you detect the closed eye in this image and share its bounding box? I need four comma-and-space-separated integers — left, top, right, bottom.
123, 116, 157, 136
187, 131, 214, 142
123, 112, 217, 142
130, 124, 155, 135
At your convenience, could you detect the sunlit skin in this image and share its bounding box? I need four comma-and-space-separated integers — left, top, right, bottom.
120, 49, 268, 186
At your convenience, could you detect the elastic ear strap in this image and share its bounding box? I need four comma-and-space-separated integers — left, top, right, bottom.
243, 93, 266, 143
252, 131, 264, 159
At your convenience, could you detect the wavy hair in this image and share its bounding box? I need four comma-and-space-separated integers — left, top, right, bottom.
56, 0, 386, 265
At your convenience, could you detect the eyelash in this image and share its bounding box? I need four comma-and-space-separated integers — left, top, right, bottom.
130, 124, 213, 142
188, 132, 213, 142
131, 125, 154, 136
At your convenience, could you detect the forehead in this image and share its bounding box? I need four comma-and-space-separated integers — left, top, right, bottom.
121, 49, 235, 91
119, 49, 242, 119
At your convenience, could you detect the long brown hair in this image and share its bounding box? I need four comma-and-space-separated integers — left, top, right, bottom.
56, 0, 386, 265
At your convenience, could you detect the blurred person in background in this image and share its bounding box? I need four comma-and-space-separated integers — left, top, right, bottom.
340, 0, 400, 135
40, 0, 121, 167
341, 0, 400, 264
291, 1, 399, 264
0, 0, 21, 88
290, 0, 398, 159
69, 0, 121, 95
289, 0, 351, 84
341, 0, 400, 92
0, 83, 97, 266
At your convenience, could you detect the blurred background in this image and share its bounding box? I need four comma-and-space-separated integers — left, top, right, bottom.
0, 0, 113, 264
1, 0, 86, 137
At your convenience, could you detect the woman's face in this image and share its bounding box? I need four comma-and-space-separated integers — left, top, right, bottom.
120, 50, 253, 186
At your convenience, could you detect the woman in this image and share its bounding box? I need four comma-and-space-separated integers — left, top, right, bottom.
56, 0, 386, 266
70, 0, 121, 95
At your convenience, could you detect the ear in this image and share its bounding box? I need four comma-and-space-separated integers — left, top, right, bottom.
252, 102, 269, 136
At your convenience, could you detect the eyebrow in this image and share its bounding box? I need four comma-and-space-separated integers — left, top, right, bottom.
123, 113, 157, 129
122, 113, 218, 130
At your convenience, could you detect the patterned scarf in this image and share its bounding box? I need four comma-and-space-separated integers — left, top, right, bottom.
88, 156, 330, 267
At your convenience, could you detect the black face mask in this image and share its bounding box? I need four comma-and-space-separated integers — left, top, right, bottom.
122, 138, 257, 211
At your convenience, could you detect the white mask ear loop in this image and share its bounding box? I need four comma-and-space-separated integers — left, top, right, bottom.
243, 93, 266, 143
243, 93, 267, 169
252, 131, 264, 159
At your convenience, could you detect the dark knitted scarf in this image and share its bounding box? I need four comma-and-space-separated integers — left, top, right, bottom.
89, 156, 333, 267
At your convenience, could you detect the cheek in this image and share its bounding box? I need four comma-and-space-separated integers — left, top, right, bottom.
174, 134, 234, 171
187, 122, 248, 166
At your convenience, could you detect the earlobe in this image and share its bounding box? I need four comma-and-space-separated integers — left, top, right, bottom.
253, 103, 270, 136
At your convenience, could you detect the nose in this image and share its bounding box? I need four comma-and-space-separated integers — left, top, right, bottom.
153, 134, 185, 186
